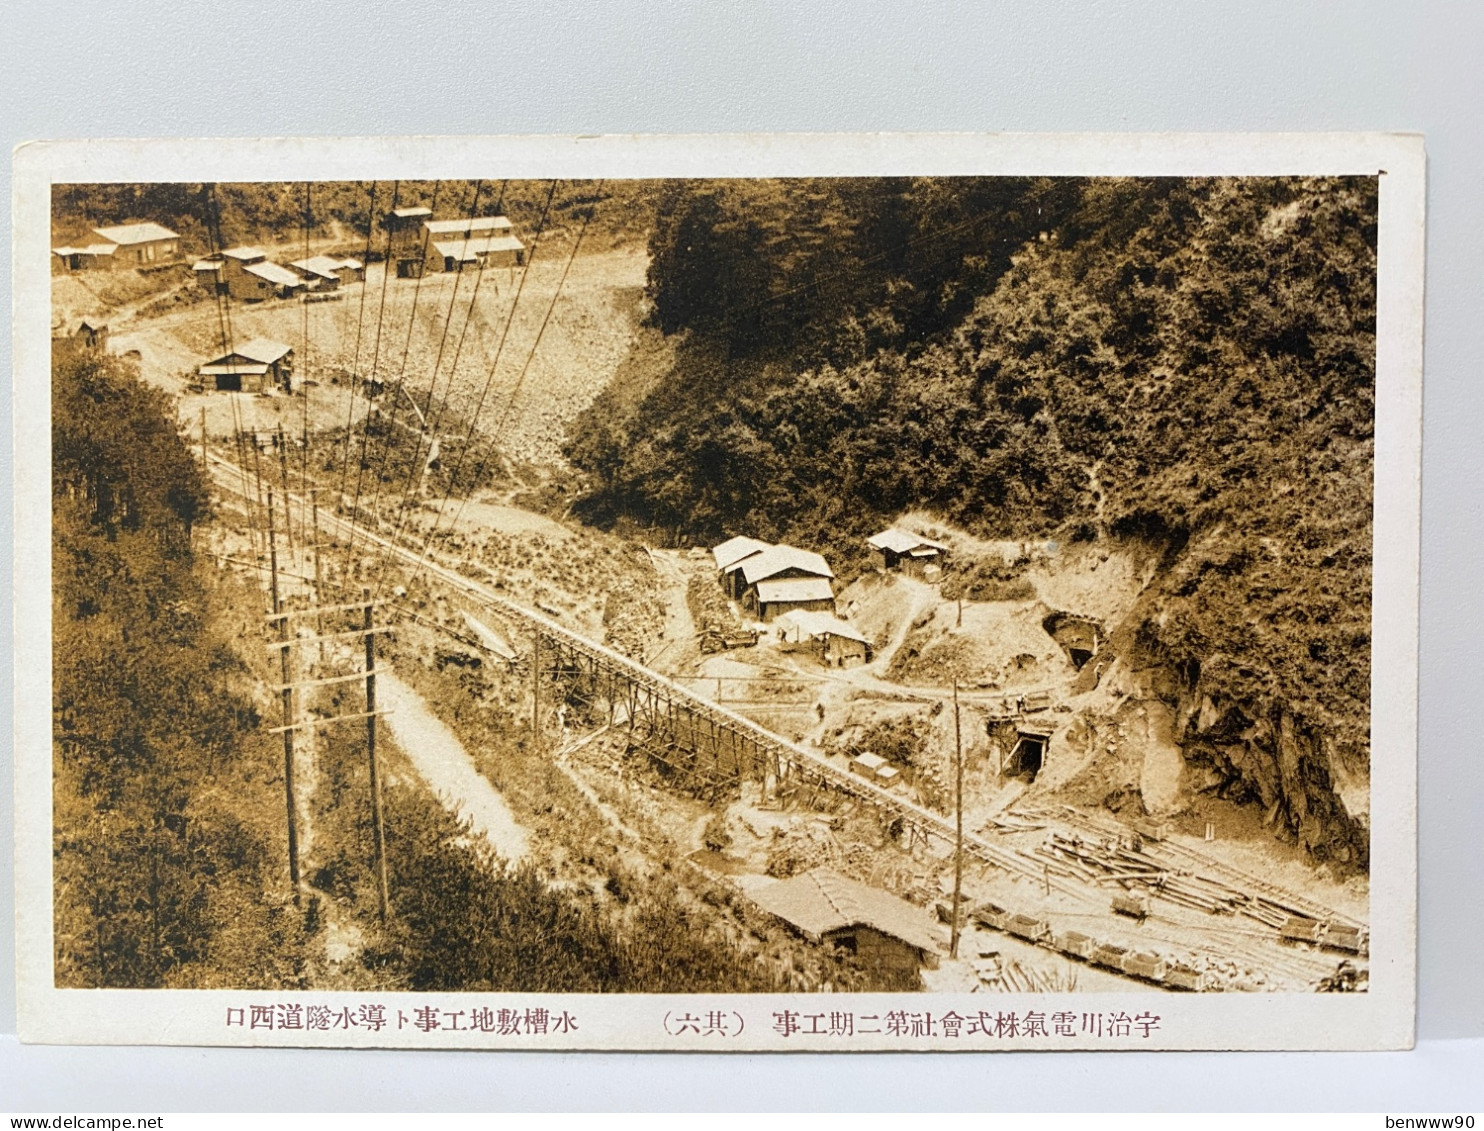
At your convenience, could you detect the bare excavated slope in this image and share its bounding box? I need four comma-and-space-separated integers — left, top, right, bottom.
104, 248, 650, 468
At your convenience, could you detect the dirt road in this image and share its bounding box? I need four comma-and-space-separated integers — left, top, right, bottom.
378, 670, 530, 863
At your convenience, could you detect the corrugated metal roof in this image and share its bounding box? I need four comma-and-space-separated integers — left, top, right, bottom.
774, 609, 867, 643
754, 577, 835, 605
289, 255, 344, 279
233, 338, 294, 364
91, 222, 179, 245
192, 259, 223, 271
244, 261, 306, 287
391, 206, 433, 218
56, 244, 118, 257
711, 535, 773, 571
221, 246, 266, 261
424, 215, 513, 235
430, 235, 526, 261
867, 528, 949, 555
337, 257, 364, 270
739, 544, 835, 585
750, 868, 943, 954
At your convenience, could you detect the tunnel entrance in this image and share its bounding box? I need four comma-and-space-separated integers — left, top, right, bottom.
1007, 728, 1050, 781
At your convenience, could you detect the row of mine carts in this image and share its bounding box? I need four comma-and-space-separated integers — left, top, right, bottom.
972, 902, 1205, 991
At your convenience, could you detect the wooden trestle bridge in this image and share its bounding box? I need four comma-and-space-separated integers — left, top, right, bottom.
206, 451, 1077, 896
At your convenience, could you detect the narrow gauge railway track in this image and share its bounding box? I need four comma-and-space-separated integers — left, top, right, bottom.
206, 453, 1084, 897
208, 454, 1352, 990
1016, 804, 1362, 930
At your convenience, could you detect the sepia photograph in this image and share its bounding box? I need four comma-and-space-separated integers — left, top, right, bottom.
12, 133, 1423, 1051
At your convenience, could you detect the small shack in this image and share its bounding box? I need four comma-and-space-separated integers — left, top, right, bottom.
51, 242, 119, 273
775, 609, 870, 667
71, 319, 109, 351
219, 247, 306, 301
198, 338, 295, 393
848, 751, 902, 789
751, 868, 942, 981
867, 528, 949, 579
193, 258, 226, 291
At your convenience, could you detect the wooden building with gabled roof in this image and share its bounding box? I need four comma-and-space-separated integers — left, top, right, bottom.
197, 338, 294, 393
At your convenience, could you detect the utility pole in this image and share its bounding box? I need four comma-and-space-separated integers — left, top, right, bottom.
950, 678, 964, 959
276, 425, 297, 556
200, 405, 208, 473
311, 498, 325, 662
531, 626, 541, 755
364, 587, 390, 921
267, 490, 301, 902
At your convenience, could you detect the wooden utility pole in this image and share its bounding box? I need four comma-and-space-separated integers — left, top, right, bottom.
311, 499, 325, 662
950, 678, 964, 959
267, 490, 301, 902
364, 587, 390, 921
200, 405, 208, 472
276, 425, 297, 555
531, 626, 541, 755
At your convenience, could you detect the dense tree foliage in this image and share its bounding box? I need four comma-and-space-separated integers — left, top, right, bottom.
53, 346, 304, 987
52, 180, 662, 258
567, 175, 1377, 763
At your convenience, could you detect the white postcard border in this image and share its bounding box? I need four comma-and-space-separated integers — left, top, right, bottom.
12, 132, 1423, 1050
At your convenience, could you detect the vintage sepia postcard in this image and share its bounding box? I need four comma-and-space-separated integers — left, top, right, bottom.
12, 133, 1423, 1050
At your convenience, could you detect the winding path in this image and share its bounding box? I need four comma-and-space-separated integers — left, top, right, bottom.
377, 671, 530, 863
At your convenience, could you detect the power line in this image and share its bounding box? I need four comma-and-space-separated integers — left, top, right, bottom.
370, 180, 561, 600
335, 180, 380, 509
388, 182, 595, 602
353, 180, 446, 553
374, 179, 503, 566
342, 180, 402, 569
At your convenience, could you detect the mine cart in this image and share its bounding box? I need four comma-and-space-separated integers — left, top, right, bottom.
1121, 950, 1167, 982
1090, 941, 1129, 971
699, 628, 759, 653
972, 902, 1011, 932
1279, 916, 1324, 946
1164, 963, 1202, 991
1054, 929, 1095, 960
1005, 913, 1051, 944
1111, 891, 1151, 921
1321, 923, 1366, 956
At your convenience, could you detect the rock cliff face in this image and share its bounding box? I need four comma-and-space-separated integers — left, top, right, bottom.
1103, 611, 1370, 869
1170, 687, 1369, 867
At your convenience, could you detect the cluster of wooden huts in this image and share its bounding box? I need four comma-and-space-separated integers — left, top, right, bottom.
192, 246, 364, 302
707, 526, 951, 667
383, 208, 526, 279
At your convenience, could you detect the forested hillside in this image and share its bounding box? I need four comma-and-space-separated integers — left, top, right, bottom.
566, 175, 1377, 864
50, 345, 308, 986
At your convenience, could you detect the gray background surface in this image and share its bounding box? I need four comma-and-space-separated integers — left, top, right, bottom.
3, 0, 1480, 1110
